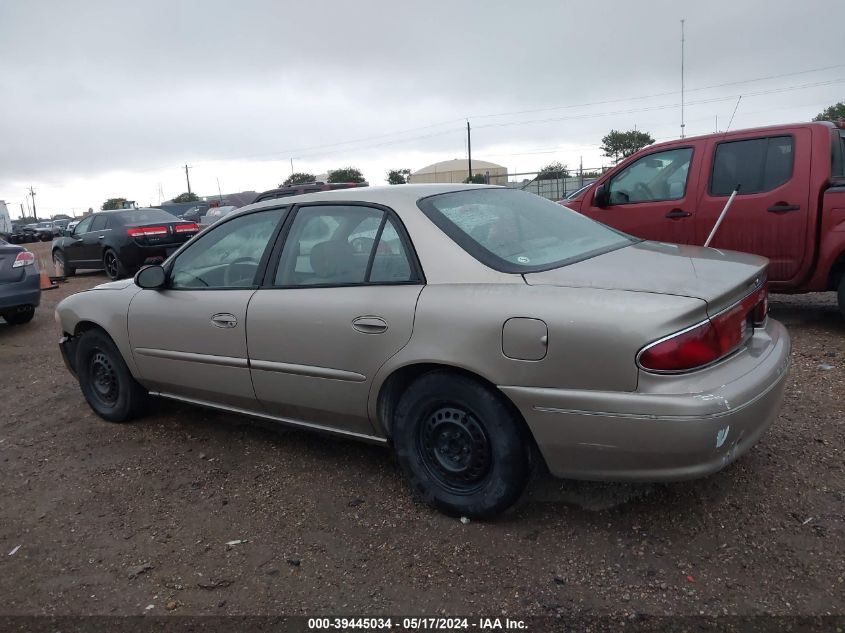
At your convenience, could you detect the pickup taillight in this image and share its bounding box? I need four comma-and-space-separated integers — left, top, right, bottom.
638, 282, 768, 373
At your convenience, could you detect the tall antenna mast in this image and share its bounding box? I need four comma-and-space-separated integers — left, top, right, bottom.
680, 19, 686, 139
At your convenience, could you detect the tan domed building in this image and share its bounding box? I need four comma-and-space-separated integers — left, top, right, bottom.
408, 159, 508, 185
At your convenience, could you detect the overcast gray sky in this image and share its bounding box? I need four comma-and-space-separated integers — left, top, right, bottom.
0, 0, 842, 216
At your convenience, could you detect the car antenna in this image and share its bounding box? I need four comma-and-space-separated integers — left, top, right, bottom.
703, 96, 743, 248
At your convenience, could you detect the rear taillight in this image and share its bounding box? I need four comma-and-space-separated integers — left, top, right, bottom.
638, 282, 768, 373
174, 223, 199, 233
12, 251, 35, 268
127, 226, 168, 237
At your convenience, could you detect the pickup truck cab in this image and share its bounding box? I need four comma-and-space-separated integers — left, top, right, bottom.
563, 121, 845, 315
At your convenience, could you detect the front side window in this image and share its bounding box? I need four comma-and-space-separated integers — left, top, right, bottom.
418, 188, 633, 273
710, 136, 794, 196
608, 147, 693, 205
274, 205, 416, 286
73, 216, 93, 234
169, 209, 284, 289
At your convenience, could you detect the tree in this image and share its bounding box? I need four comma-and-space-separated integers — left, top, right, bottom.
600, 129, 655, 164
813, 101, 845, 122
172, 192, 200, 203
282, 172, 316, 186
327, 167, 366, 183
537, 161, 569, 180
463, 173, 487, 184
101, 197, 128, 210
387, 168, 412, 185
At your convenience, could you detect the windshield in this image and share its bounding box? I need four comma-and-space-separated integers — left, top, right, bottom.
116, 208, 179, 226
418, 188, 634, 272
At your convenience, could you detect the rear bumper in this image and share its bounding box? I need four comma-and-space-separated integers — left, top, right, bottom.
120, 242, 185, 268
501, 318, 791, 481
0, 267, 41, 311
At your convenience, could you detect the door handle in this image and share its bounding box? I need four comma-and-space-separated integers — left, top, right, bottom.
665, 209, 692, 219
210, 313, 238, 328
98, 235, 105, 239
352, 316, 388, 334
767, 203, 800, 213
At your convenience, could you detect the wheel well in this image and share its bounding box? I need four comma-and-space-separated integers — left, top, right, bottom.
828, 251, 845, 291
376, 363, 548, 472
73, 320, 105, 338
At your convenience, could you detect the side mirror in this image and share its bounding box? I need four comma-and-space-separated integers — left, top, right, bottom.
135, 265, 166, 289
593, 183, 610, 208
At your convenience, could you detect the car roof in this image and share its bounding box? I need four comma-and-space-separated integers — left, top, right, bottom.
240, 183, 501, 215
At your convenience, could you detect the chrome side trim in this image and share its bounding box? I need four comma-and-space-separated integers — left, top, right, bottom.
134, 347, 248, 368
149, 391, 387, 444
249, 359, 366, 382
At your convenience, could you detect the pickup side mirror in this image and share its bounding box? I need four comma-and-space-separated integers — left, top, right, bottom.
593, 183, 610, 208
135, 265, 166, 289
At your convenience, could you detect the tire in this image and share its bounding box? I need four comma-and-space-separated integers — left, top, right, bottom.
2, 305, 35, 325
392, 371, 531, 519
102, 248, 126, 280
75, 328, 148, 422
53, 250, 76, 277
40, 233, 51, 242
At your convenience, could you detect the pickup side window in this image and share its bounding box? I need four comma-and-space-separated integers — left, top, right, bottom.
607, 147, 693, 205
710, 135, 794, 196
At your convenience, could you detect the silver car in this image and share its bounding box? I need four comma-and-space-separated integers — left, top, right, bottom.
55, 185, 790, 517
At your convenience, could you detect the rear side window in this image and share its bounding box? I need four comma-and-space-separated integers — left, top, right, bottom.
90, 215, 109, 231
710, 136, 794, 196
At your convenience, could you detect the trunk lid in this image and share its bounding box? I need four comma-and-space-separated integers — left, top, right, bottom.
0, 243, 25, 284
524, 241, 768, 315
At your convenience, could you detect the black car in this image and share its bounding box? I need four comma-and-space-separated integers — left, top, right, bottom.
0, 239, 40, 325
7, 223, 38, 244
51, 208, 200, 280
252, 181, 368, 204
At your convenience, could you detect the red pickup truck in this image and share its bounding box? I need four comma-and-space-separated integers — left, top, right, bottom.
563, 121, 845, 316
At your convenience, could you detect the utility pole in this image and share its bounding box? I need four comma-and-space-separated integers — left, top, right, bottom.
467, 120, 473, 181
290, 158, 294, 176
183, 164, 192, 195
680, 19, 686, 139
29, 186, 38, 221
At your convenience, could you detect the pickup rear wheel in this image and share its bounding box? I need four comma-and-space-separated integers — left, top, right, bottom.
76, 329, 147, 422
392, 371, 531, 518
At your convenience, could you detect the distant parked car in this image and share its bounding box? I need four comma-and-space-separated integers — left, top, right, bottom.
7, 223, 38, 244
51, 208, 200, 280
67, 220, 80, 232
180, 206, 203, 223
0, 238, 40, 325
200, 205, 237, 225
32, 221, 59, 241
55, 185, 789, 518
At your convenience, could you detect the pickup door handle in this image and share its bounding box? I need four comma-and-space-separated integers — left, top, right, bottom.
665, 209, 692, 219
767, 203, 800, 213
210, 313, 238, 328
352, 316, 388, 334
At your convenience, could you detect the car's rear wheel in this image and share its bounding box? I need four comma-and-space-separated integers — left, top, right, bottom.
53, 250, 75, 277
103, 249, 126, 280
76, 329, 147, 422
2, 305, 35, 325
392, 371, 531, 518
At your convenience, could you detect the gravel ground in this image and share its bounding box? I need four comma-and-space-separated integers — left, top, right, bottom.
0, 240, 843, 620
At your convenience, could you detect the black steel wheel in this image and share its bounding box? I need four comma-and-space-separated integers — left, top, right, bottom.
393, 371, 531, 518
76, 328, 147, 422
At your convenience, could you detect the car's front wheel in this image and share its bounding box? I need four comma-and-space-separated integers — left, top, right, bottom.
102, 248, 126, 280
2, 305, 35, 325
392, 371, 531, 518
53, 250, 75, 277
76, 328, 148, 422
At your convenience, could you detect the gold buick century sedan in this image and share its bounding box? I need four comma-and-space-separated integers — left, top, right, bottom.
56, 185, 790, 517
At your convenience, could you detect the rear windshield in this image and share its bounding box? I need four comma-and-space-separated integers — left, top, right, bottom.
115, 209, 179, 226
418, 188, 634, 272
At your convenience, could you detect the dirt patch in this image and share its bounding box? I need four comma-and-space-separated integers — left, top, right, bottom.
1, 241, 843, 617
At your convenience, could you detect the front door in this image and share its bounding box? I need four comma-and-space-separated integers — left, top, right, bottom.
127, 207, 286, 409
580, 145, 700, 244
247, 203, 423, 436
63, 215, 94, 267
694, 128, 812, 283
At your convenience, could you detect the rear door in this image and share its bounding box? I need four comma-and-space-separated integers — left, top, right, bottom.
127, 208, 286, 409
695, 128, 812, 282
579, 144, 700, 244
246, 203, 423, 436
